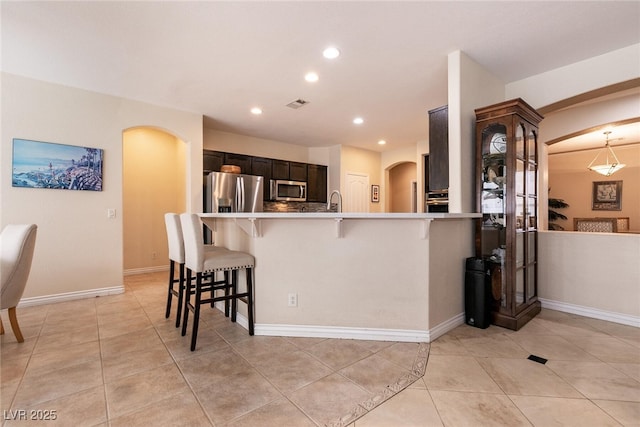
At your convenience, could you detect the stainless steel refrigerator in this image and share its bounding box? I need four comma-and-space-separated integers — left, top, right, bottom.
205, 171, 264, 214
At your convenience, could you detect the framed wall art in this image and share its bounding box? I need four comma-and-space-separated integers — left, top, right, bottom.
371, 185, 380, 203
12, 138, 103, 191
592, 180, 622, 211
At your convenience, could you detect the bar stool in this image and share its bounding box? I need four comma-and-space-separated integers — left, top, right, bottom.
179, 213, 255, 351
164, 213, 226, 328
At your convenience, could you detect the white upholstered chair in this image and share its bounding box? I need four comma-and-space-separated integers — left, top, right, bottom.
164, 213, 227, 328
179, 213, 255, 351
1, 224, 37, 343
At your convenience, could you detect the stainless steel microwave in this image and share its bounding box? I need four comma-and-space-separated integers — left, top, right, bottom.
270, 180, 307, 202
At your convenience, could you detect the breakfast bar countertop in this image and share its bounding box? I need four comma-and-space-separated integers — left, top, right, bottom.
199, 212, 481, 219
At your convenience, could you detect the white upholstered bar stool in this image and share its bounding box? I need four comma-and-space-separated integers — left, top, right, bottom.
179, 213, 255, 351
1, 224, 37, 343
164, 213, 227, 328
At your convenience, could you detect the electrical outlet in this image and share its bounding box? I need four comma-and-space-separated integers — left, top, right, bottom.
151, 252, 157, 260
287, 293, 297, 307
107, 208, 116, 219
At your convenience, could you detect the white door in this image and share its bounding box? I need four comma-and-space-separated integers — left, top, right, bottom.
344, 172, 369, 212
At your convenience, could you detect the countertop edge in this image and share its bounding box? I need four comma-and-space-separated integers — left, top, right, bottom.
198, 212, 482, 220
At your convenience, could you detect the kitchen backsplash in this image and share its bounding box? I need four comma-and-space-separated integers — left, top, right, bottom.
264, 201, 338, 213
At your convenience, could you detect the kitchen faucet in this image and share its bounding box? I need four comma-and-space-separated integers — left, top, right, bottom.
327, 190, 342, 213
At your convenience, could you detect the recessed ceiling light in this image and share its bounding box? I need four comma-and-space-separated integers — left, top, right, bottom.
378, 140, 386, 145
323, 47, 340, 59
250, 107, 263, 115
305, 72, 319, 82
353, 117, 364, 125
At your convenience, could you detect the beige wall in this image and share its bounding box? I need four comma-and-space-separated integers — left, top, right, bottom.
448, 51, 505, 214
506, 44, 640, 109
382, 144, 424, 212
428, 218, 476, 333
123, 128, 186, 272
539, 231, 640, 320
389, 162, 417, 213
203, 128, 311, 164
549, 161, 640, 232
340, 145, 383, 213
1, 73, 202, 300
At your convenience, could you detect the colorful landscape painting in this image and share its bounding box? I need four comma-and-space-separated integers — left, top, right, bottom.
12, 139, 103, 191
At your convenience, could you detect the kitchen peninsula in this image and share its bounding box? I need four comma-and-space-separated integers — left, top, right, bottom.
199, 212, 480, 342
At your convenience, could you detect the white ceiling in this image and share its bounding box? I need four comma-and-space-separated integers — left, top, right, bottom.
2, 1, 639, 152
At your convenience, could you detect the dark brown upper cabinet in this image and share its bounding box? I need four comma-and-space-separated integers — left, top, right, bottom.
428, 105, 449, 192
223, 152, 252, 174
203, 150, 224, 173
251, 157, 273, 200
289, 162, 308, 182
307, 164, 327, 203
272, 160, 290, 180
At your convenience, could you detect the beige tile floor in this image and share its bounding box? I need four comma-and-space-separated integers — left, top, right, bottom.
0, 271, 638, 426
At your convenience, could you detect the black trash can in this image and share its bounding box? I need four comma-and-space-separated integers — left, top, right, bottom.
464, 257, 491, 329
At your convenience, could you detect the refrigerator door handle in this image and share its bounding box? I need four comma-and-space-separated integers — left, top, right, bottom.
236, 176, 245, 212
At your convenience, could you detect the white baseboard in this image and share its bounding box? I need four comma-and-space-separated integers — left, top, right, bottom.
255, 323, 430, 342
253, 313, 465, 343
18, 286, 125, 308
427, 312, 466, 341
540, 298, 640, 328
124, 266, 168, 276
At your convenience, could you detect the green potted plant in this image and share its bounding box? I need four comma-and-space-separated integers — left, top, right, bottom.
548, 194, 569, 230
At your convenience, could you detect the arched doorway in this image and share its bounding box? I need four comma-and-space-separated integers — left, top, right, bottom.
123, 127, 187, 274
388, 161, 417, 213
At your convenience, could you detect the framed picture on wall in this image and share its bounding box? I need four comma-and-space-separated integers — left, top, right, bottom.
12, 138, 103, 191
592, 180, 622, 211
371, 185, 380, 203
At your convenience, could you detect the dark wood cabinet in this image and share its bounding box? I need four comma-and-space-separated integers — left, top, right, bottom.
272, 160, 290, 180
289, 162, 308, 182
272, 160, 307, 181
251, 157, 272, 179
203, 150, 328, 203
475, 98, 543, 331
251, 157, 272, 200
428, 105, 449, 192
203, 150, 224, 173
307, 164, 327, 202
223, 152, 252, 174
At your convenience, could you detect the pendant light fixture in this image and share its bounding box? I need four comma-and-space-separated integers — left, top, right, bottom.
587, 131, 626, 176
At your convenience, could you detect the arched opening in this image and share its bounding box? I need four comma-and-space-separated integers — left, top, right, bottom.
388, 161, 417, 213
123, 127, 187, 274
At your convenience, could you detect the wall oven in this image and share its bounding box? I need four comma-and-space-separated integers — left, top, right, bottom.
270, 180, 307, 202
426, 189, 449, 213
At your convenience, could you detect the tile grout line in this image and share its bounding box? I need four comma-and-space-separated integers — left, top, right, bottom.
135, 278, 217, 426
94, 297, 113, 426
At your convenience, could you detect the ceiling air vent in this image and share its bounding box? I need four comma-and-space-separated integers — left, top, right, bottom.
286, 99, 309, 109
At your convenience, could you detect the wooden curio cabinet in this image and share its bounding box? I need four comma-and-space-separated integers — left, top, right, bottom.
474, 99, 544, 330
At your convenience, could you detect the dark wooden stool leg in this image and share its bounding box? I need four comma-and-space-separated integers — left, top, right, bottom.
231, 269, 238, 323
175, 262, 185, 328
165, 260, 175, 319
181, 268, 192, 337
247, 267, 254, 335
224, 271, 230, 317
211, 270, 216, 307
191, 273, 203, 351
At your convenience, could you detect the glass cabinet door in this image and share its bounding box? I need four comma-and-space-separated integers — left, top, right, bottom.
480, 124, 507, 309
525, 128, 538, 301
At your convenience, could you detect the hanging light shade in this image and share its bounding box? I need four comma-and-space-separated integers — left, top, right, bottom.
587, 131, 626, 176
